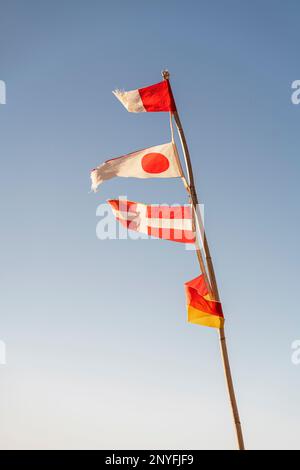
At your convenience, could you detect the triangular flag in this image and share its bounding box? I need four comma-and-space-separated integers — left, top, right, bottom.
113, 80, 176, 113
185, 274, 225, 328
91, 142, 182, 191
108, 199, 195, 244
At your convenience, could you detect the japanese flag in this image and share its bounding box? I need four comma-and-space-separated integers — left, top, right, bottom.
91, 142, 183, 192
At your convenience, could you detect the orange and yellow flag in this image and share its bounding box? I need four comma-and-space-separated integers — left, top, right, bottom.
185, 275, 224, 329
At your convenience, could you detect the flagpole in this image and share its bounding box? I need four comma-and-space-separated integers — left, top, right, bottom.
162, 70, 245, 451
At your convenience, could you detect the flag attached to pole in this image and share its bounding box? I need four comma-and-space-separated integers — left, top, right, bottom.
108, 199, 196, 243
185, 274, 224, 328
91, 142, 182, 191
113, 80, 176, 113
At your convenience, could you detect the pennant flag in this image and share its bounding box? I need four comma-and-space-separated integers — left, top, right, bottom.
113, 80, 176, 113
91, 142, 182, 192
185, 274, 224, 328
108, 199, 196, 244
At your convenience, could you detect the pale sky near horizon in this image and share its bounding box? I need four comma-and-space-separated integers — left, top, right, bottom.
0, 0, 300, 450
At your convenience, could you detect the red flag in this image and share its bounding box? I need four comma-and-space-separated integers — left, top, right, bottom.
113, 80, 176, 113
185, 275, 224, 328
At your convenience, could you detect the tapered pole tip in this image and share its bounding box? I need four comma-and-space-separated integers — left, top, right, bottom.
161, 69, 170, 80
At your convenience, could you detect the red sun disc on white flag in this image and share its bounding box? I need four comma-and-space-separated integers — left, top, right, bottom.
141, 153, 170, 174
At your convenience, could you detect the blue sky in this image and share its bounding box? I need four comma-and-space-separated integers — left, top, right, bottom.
0, 0, 299, 449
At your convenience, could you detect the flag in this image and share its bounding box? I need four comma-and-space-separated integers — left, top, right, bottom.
91, 142, 182, 192
113, 80, 176, 113
108, 199, 196, 244
185, 274, 224, 328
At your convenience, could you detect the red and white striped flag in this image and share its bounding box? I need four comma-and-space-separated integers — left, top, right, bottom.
108, 199, 195, 244
113, 80, 176, 113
